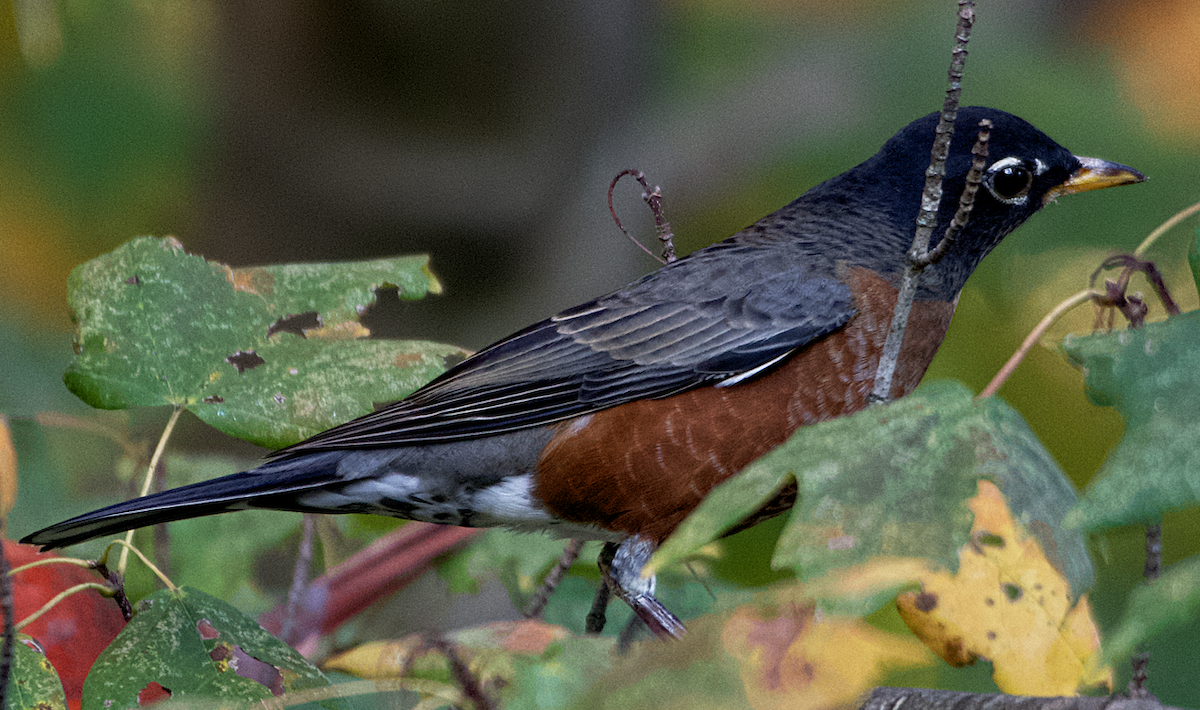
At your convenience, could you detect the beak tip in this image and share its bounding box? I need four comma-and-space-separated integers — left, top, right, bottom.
1075, 155, 1147, 185
1044, 156, 1146, 204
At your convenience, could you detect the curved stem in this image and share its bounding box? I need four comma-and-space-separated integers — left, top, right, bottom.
1134, 199, 1200, 258
978, 289, 1100, 399
106, 540, 177, 591
118, 406, 183, 576
13, 582, 113, 632
8, 556, 94, 576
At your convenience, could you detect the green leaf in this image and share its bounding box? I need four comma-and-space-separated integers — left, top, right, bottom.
1061, 311, 1200, 530
1189, 219, 1200, 297
63, 237, 467, 448
83, 587, 343, 710
7, 636, 68, 710
1103, 553, 1200, 663
650, 381, 1092, 599
504, 633, 618, 709
440, 529, 575, 602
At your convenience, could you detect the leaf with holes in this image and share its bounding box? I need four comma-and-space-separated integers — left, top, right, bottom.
9, 635, 69, 710
896, 481, 1110, 695
1062, 310, 1200, 531
555, 586, 930, 710
82, 587, 343, 710
648, 381, 1093, 602
63, 237, 467, 448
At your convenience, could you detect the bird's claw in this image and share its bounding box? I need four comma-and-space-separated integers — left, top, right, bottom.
594, 536, 686, 640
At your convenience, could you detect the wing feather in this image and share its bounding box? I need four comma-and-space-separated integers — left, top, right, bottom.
271, 241, 854, 457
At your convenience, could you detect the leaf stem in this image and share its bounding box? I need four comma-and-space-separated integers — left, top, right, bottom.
1133, 199, 1200, 258
978, 288, 1100, 399
13, 582, 114, 632
118, 405, 183, 575
106, 539, 177, 592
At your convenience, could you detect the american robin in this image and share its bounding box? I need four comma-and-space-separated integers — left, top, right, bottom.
23, 107, 1142, 636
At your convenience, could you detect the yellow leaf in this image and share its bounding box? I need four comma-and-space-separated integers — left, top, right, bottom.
0, 415, 16, 523
324, 619, 571, 704
804, 556, 935, 600
722, 600, 932, 710
895, 480, 1111, 695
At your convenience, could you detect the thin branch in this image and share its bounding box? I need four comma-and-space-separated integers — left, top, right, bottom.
91, 562, 133, 621
152, 455, 172, 582
586, 544, 616, 634
32, 411, 144, 463
118, 406, 184, 575
424, 635, 496, 710
8, 556, 96, 576
870, 0, 976, 403
1128, 522, 1163, 698
913, 119, 991, 267
280, 514, 317, 645
0, 539, 11, 710
608, 169, 678, 264
523, 538, 584, 619
978, 289, 1099, 399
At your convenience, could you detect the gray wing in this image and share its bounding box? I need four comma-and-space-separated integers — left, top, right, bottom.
271, 241, 854, 455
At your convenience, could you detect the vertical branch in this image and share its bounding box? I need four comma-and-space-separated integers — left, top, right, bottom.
871, 0, 977, 403
280, 514, 317, 645
0, 540, 12, 710
1129, 522, 1163, 698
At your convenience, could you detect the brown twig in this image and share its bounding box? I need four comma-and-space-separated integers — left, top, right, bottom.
914, 119, 991, 267
424, 635, 496, 710
871, 0, 976, 403
1090, 255, 1180, 328
0, 539, 12, 710
608, 169, 678, 264
92, 562, 134, 621
1128, 522, 1163, 698
523, 538, 584, 619
258, 523, 478, 656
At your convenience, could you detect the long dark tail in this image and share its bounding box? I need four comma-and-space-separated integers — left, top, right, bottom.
20, 453, 343, 551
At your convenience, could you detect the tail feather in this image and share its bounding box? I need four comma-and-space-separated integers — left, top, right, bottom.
20, 454, 342, 551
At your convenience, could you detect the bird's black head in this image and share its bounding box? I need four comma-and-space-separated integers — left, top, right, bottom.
802, 106, 1144, 300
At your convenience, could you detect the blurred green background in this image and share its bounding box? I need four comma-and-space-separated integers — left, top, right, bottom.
2, 0, 1199, 700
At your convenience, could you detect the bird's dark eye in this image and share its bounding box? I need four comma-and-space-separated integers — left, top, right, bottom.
985, 158, 1033, 204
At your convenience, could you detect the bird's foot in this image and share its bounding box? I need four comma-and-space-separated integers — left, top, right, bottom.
592, 536, 686, 640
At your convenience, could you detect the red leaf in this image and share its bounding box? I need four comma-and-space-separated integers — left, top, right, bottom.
8, 540, 126, 710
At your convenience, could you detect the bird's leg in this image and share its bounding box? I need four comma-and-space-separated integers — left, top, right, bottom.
597, 535, 686, 640
585, 541, 615, 634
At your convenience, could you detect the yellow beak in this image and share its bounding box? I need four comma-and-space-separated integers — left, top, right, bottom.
1043, 156, 1146, 205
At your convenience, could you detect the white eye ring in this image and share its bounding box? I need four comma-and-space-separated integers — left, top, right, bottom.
985, 156, 1033, 205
